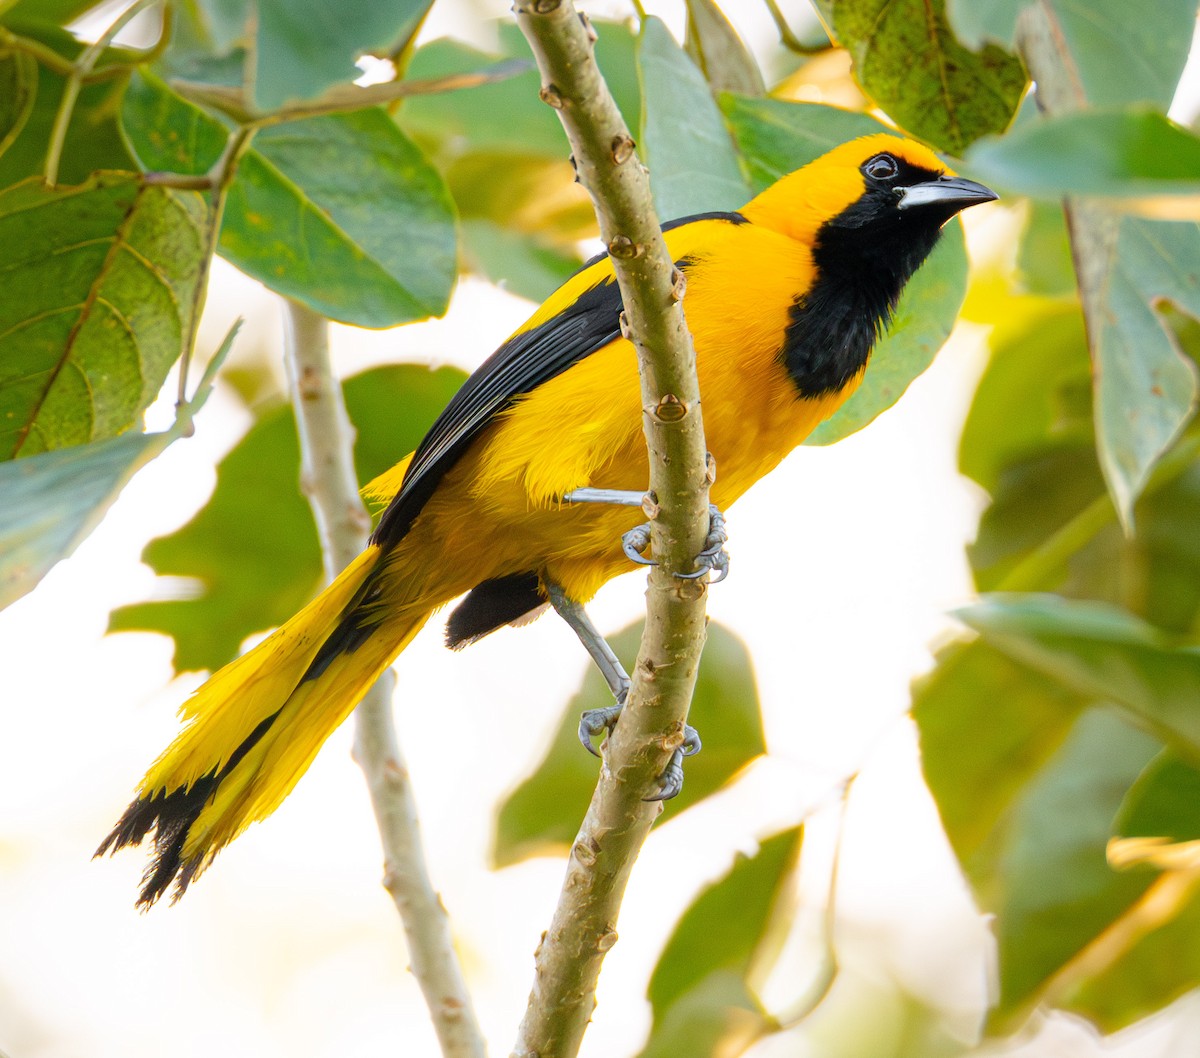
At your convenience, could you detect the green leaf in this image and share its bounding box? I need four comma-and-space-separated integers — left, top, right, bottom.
0, 51, 37, 163
1083, 214, 1200, 527
986, 708, 1160, 1028
808, 224, 968, 445
635, 972, 768, 1058
122, 72, 458, 328
958, 594, 1200, 761
0, 28, 134, 186
966, 110, 1200, 215
914, 639, 1088, 878
958, 296, 1200, 633
721, 95, 885, 191
683, 0, 764, 97
401, 22, 642, 163
2, 0, 107, 25
825, 0, 1026, 154
648, 826, 801, 1013
256, 0, 432, 108
637, 16, 751, 219
1016, 201, 1075, 297
0, 431, 172, 610
1064, 887, 1200, 1033
1116, 750, 1200, 844
109, 364, 465, 671
636, 827, 802, 1058
0, 173, 209, 459
460, 219, 581, 304
492, 620, 765, 867
947, 0, 1195, 110
0, 321, 234, 610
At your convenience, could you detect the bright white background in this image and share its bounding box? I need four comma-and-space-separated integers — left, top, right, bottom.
2, 3, 1200, 1057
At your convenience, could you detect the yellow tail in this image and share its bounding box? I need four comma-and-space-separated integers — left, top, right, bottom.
97, 545, 430, 906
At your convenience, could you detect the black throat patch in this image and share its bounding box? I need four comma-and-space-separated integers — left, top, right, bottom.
781, 177, 946, 400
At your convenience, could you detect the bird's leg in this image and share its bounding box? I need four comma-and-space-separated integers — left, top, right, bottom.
563, 487, 731, 582
544, 579, 701, 800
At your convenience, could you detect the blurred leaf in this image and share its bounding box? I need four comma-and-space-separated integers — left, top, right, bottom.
1, 432, 173, 610
684, 0, 764, 97
0, 51, 36, 162
958, 594, 1200, 761
492, 621, 765, 867
2, 0, 106, 24
637, 16, 750, 219
401, 21, 642, 163
1017, 202, 1075, 297
960, 296, 1200, 633
721, 95, 883, 190
123, 72, 458, 328
947, 0, 1195, 110
986, 708, 1160, 1028
636, 828, 802, 1057
109, 364, 466, 671
914, 639, 1088, 881
0, 173, 209, 459
1117, 750, 1200, 844
0, 28, 134, 185
183, 0, 432, 111
959, 300, 1092, 497
648, 826, 801, 1013
460, 219, 581, 303
824, 0, 1026, 154
966, 110, 1200, 216
636, 972, 768, 1058
0, 322, 233, 610
1080, 214, 1200, 525
719, 96, 970, 446
1065, 883, 1200, 1033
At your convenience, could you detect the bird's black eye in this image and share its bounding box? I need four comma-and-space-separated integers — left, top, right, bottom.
863, 154, 899, 181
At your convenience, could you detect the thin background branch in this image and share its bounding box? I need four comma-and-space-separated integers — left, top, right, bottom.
282, 300, 487, 1058
512, 2, 714, 1055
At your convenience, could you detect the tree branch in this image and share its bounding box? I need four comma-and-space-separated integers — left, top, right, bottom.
281, 301, 487, 1058
511, 4, 713, 1055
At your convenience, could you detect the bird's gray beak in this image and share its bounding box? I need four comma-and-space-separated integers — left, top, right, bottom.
897, 175, 998, 212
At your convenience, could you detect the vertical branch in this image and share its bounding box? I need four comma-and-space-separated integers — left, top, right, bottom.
281, 301, 487, 1058
512, 3, 712, 1055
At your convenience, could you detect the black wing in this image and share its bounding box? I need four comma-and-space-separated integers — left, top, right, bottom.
371, 276, 623, 547
370, 210, 749, 550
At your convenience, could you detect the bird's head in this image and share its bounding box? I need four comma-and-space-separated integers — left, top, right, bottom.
741, 133, 996, 260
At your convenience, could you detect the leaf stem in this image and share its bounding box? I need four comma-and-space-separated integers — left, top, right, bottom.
762, 0, 829, 55
42, 0, 162, 186
281, 300, 487, 1058
512, 2, 712, 1055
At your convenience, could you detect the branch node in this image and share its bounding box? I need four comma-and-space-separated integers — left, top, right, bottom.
578, 11, 598, 42
705, 450, 717, 484
607, 234, 643, 259
539, 83, 565, 108
640, 491, 660, 519
670, 267, 687, 302
610, 134, 636, 165
652, 393, 688, 423
619, 310, 632, 340
595, 929, 619, 952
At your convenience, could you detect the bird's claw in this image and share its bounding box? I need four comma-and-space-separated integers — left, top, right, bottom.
622, 522, 656, 566
577, 699, 625, 758
675, 505, 730, 583
643, 724, 703, 802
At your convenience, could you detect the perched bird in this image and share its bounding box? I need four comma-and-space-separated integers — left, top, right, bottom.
99, 134, 995, 906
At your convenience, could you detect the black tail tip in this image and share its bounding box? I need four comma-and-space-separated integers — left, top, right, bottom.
96, 783, 214, 908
